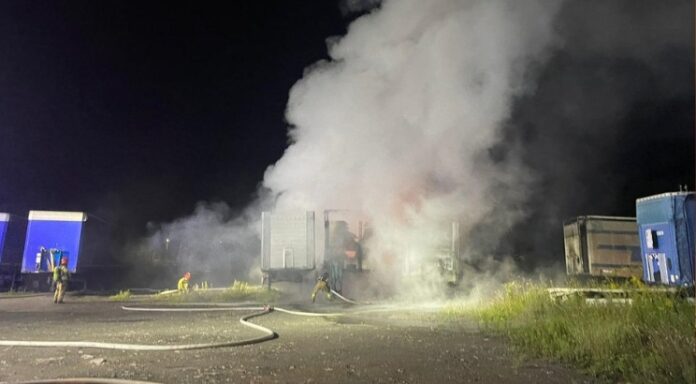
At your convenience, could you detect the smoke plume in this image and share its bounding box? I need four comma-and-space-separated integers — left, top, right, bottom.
263, 0, 564, 293
132, 0, 692, 297
495, 0, 694, 267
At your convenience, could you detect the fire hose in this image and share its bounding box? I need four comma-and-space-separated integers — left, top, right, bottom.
0, 303, 348, 352
0, 285, 362, 352
0, 293, 51, 300
330, 289, 363, 304
0, 297, 439, 384
10, 379, 162, 384
0, 307, 275, 351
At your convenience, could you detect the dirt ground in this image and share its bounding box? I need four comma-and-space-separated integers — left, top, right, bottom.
0, 294, 595, 384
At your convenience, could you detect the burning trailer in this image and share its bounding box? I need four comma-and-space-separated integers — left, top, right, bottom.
398, 221, 461, 286
259, 210, 368, 291
260, 210, 463, 294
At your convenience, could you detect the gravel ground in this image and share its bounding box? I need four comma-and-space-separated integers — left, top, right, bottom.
0, 295, 595, 384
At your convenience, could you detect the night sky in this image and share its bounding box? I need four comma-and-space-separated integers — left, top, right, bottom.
0, 1, 348, 237
0, 1, 694, 268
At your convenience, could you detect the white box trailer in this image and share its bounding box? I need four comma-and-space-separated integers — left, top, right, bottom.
260, 209, 463, 288
563, 216, 642, 278
261, 211, 316, 283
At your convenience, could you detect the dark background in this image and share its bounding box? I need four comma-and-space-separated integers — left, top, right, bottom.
0, 1, 350, 264
0, 1, 693, 272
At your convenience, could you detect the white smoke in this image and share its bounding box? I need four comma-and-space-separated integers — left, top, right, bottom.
263, 0, 564, 293
131, 0, 565, 295
126, 201, 265, 287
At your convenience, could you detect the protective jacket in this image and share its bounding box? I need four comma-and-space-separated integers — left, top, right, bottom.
52, 265, 69, 283
177, 277, 190, 292
52, 265, 69, 303
311, 274, 332, 303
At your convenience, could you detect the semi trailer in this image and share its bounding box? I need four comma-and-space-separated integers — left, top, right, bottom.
260, 210, 462, 289
20, 211, 87, 291
0, 213, 8, 264
636, 191, 694, 286
563, 216, 642, 279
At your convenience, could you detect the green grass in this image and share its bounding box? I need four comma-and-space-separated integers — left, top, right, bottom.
109, 290, 132, 301
153, 280, 280, 303
459, 280, 695, 383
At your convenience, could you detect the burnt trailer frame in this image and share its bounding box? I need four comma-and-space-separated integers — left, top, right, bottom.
260, 209, 465, 294
563, 215, 642, 278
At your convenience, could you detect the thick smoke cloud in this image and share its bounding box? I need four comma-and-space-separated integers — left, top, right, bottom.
490, 0, 694, 268
132, 0, 693, 293
125, 201, 265, 287
263, 0, 564, 291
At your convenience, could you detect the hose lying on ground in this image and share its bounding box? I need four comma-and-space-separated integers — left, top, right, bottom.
0, 293, 50, 300
0, 283, 369, 351
0, 307, 276, 351
11, 379, 161, 384
0, 302, 356, 351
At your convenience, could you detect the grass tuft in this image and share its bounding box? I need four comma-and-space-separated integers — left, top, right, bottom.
153, 281, 280, 303
109, 290, 132, 301
473, 281, 695, 384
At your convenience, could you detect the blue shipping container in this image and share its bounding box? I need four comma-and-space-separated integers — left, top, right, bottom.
0, 213, 8, 263
636, 192, 695, 286
21, 211, 86, 273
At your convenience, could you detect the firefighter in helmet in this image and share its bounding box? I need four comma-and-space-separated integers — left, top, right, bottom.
311, 271, 332, 303
178, 272, 191, 293
52, 257, 69, 304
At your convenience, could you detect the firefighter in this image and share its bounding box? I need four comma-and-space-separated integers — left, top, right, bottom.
311, 272, 332, 303
52, 257, 69, 304
177, 272, 191, 293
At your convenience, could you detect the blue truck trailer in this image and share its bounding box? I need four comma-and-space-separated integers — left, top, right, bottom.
636, 192, 695, 286
0, 213, 8, 263
21, 211, 86, 274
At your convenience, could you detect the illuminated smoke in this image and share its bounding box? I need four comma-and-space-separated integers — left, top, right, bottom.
129, 0, 691, 299
263, 0, 564, 293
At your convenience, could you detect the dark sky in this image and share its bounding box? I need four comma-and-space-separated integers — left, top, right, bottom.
0, 1, 348, 237
0, 0, 693, 267
495, 0, 695, 266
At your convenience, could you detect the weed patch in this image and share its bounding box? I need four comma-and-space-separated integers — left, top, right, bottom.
475, 281, 695, 383
153, 281, 280, 303
109, 290, 132, 302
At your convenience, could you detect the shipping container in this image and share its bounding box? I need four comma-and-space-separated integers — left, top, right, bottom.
21, 211, 87, 273
0, 213, 8, 263
563, 216, 642, 278
636, 192, 695, 286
